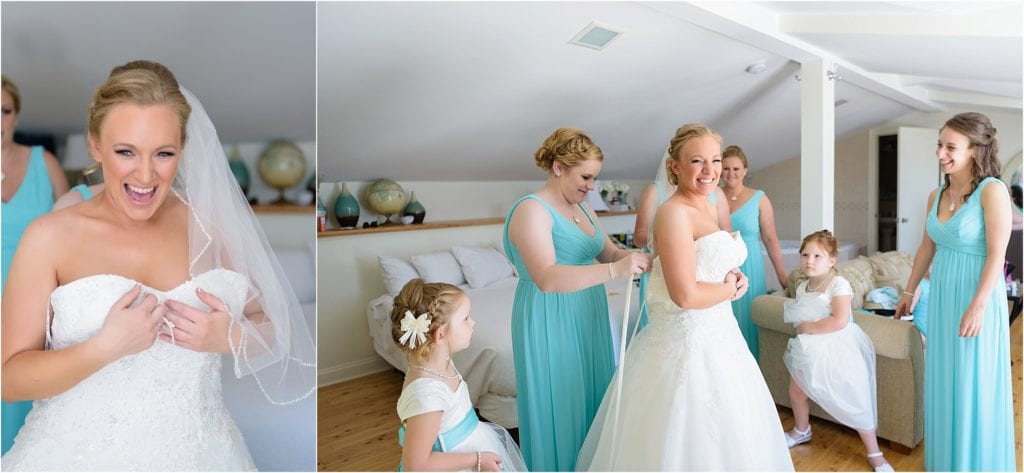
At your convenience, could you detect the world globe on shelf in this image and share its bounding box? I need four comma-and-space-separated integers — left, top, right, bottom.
258, 139, 307, 204
364, 179, 407, 222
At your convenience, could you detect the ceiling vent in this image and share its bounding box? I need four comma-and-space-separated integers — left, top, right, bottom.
569, 21, 625, 50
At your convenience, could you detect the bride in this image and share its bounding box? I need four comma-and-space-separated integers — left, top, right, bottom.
0, 60, 316, 471
577, 124, 794, 471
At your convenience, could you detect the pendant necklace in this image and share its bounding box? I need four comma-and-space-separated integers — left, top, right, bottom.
411, 359, 461, 380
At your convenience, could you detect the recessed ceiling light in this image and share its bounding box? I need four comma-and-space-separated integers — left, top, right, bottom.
745, 61, 768, 75
569, 21, 625, 50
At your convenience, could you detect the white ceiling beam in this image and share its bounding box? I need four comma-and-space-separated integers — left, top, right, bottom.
642, 1, 944, 112
780, 8, 1022, 37
927, 89, 1024, 111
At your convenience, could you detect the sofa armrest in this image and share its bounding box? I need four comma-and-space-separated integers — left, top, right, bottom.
752, 294, 924, 361
850, 311, 924, 361
751, 295, 797, 335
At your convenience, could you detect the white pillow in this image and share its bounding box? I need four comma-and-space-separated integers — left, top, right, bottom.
378, 255, 420, 296
410, 251, 467, 286
452, 245, 516, 289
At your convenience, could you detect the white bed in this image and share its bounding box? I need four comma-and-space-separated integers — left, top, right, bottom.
761, 239, 864, 293
367, 275, 638, 429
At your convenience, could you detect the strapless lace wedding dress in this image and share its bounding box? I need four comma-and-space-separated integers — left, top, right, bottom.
1, 269, 256, 471
578, 231, 794, 471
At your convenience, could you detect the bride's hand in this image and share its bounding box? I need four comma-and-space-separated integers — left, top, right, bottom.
95, 285, 167, 360
727, 269, 749, 301
162, 289, 232, 353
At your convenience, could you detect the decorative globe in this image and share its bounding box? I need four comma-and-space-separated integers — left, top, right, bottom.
364, 179, 407, 219
257, 140, 307, 203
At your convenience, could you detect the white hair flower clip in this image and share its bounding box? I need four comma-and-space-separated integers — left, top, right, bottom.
399, 310, 431, 349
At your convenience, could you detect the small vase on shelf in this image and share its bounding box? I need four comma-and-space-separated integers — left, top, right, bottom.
403, 190, 426, 224
228, 144, 251, 198
334, 182, 360, 228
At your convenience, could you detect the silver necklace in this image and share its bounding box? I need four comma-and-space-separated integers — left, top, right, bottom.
411, 359, 461, 380
809, 274, 832, 293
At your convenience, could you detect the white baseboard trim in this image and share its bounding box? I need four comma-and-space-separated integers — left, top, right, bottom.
318, 357, 393, 387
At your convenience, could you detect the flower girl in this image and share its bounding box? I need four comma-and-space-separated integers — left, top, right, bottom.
392, 279, 527, 472
783, 231, 893, 472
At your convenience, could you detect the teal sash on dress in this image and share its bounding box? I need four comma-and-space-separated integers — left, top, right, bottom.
397, 408, 480, 470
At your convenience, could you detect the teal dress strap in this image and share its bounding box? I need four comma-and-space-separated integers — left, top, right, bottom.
70, 183, 94, 201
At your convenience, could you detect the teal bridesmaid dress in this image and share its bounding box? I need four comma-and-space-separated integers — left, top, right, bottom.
503, 195, 615, 471
924, 177, 1015, 471
0, 146, 54, 454
636, 184, 718, 331
729, 190, 766, 361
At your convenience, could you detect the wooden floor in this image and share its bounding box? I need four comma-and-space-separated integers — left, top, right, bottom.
318, 316, 1022, 471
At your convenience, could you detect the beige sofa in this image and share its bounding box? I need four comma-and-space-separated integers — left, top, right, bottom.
750, 251, 924, 453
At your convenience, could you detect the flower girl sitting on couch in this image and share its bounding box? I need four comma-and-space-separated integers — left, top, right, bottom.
783, 231, 894, 472
392, 279, 527, 472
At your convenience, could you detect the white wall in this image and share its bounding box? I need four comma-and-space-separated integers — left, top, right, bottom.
754, 108, 1023, 250
752, 132, 871, 246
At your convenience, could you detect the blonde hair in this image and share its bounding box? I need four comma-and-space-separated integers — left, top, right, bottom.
722, 145, 748, 168
665, 123, 722, 186
88, 60, 191, 145
2, 75, 21, 114
941, 112, 1001, 205
390, 278, 465, 363
800, 229, 839, 258
534, 127, 603, 172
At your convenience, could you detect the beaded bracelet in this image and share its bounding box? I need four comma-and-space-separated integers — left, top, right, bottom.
608, 263, 614, 280
902, 290, 915, 297
476, 451, 481, 472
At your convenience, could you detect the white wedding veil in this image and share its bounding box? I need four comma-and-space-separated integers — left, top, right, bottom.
176, 88, 316, 405
645, 148, 675, 252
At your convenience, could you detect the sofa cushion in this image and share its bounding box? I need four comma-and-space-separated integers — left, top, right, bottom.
869, 251, 912, 291
837, 256, 875, 310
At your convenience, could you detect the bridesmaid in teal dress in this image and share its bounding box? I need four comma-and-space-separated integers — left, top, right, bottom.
633, 151, 732, 331
720, 145, 787, 361
896, 112, 1015, 471
503, 127, 650, 471
1, 75, 70, 454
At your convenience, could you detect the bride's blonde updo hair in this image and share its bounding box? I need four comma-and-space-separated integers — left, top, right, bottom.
534, 127, 603, 172
88, 60, 191, 145
665, 123, 722, 186
390, 278, 466, 363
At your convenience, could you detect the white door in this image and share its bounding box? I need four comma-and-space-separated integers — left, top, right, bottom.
897, 126, 941, 254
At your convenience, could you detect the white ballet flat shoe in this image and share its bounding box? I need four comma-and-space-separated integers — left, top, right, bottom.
784, 426, 812, 448
868, 451, 894, 472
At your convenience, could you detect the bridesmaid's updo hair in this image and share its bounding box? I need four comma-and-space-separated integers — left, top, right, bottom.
665, 123, 722, 186
390, 278, 465, 362
722, 145, 748, 169
88, 60, 191, 145
2, 75, 21, 114
534, 127, 603, 172
800, 229, 839, 258
941, 112, 1001, 205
